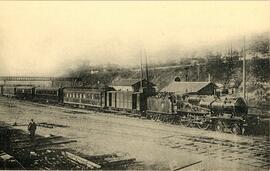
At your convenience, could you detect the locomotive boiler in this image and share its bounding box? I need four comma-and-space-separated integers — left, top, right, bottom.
146, 93, 249, 134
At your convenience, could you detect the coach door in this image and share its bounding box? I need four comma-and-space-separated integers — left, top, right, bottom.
132, 93, 137, 110
108, 92, 112, 107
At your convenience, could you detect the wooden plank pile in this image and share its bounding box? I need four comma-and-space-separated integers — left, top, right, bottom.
0, 150, 25, 169
0, 122, 136, 170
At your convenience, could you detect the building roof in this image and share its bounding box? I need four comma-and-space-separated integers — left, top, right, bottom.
228, 79, 242, 88
111, 79, 155, 87
161, 82, 217, 94
112, 79, 140, 86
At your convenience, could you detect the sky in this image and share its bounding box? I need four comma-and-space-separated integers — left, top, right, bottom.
0, 1, 269, 76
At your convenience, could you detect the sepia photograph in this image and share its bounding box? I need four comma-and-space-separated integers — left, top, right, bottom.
0, 1, 269, 170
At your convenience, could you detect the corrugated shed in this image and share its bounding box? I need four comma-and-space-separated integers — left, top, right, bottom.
161, 82, 216, 94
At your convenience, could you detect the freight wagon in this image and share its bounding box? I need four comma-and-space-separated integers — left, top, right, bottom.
106, 91, 147, 112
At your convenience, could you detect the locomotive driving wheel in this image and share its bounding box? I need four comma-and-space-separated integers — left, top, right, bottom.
153, 114, 159, 121
230, 123, 241, 135
215, 121, 224, 132
197, 122, 210, 130
181, 114, 192, 127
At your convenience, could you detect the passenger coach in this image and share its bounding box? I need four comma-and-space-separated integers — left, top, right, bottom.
63, 87, 112, 109
16, 86, 35, 100
2, 85, 17, 97
34, 87, 63, 103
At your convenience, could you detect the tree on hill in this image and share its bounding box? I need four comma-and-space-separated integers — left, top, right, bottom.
251, 57, 270, 82
249, 32, 270, 54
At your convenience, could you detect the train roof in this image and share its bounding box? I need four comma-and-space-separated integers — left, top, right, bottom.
16, 86, 35, 89
35, 87, 61, 90
63, 86, 114, 91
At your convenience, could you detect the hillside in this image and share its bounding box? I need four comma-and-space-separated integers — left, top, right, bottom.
66, 32, 269, 91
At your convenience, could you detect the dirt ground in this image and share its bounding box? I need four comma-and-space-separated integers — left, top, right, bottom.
0, 96, 269, 170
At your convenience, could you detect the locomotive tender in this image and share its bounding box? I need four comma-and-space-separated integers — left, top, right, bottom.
0, 84, 256, 135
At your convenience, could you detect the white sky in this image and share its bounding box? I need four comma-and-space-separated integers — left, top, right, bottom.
0, 1, 269, 76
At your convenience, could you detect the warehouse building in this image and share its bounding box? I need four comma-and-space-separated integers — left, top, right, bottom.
111, 79, 156, 93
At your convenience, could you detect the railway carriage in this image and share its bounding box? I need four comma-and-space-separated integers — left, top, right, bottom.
2, 86, 17, 97
15, 86, 35, 100
34, 87, 63, 103
0, 85, 3, 96
63, 88, 107, 109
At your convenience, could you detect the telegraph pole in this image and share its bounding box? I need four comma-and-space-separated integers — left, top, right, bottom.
144, 49, 149, 82
140, 49, 144, 92
243, 37, 246, 100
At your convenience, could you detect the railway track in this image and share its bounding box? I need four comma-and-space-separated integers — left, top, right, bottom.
1, 96, 269, 137
156, 133, 270, 170
0, 96, 269, 170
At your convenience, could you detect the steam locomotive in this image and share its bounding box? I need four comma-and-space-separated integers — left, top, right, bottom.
0, 84, 258, 135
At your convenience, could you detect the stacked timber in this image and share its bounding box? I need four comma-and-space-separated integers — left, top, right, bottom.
0, 122, 136, 170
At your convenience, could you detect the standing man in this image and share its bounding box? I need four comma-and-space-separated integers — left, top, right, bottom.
28, 119, 37, 142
